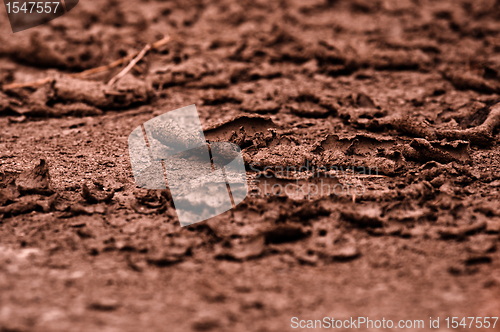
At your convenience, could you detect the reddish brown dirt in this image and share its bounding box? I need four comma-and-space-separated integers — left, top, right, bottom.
1, 0, 500, 331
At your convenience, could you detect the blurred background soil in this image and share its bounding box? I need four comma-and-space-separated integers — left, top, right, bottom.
0, 0, 499, 331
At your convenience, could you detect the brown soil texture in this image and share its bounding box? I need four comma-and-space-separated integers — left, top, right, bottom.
1, 0, 500, 331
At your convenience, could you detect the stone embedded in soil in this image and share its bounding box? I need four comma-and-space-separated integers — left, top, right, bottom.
16, 159, 54, 196
355, 93, 377, 109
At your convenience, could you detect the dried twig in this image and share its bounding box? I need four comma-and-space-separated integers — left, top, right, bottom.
2, 35, 172, 90
69, 55, 136, 79
151, 36, 172, 49
107, 44, 151, 86
3, 77, 54, 90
